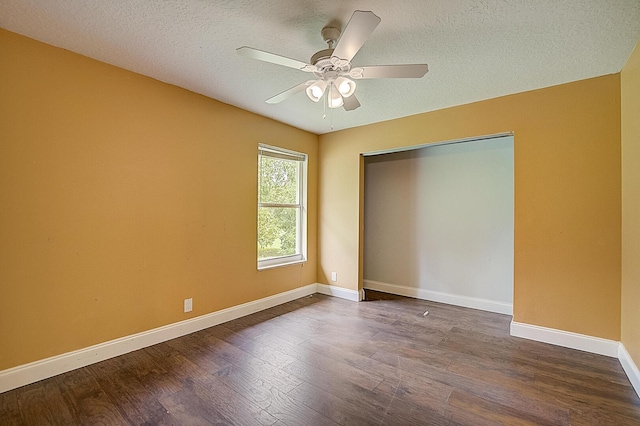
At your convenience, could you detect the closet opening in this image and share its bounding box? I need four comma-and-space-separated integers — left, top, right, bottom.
362, 134, 514, 314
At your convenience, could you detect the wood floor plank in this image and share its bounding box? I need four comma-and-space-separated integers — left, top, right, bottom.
89, 356, 177, 425
291, 354, 450, 422
299, 338, 404, 383
54, 367, 129, 425
205, 323, 256, 347
533, 365, 637, 397
213, 364, 338, 426
287, 381, 386, 426
2, 290, 639, 425
243, 328, 406, 393
314, 333, 381, 357
237, 337, 301, 370
371, 347, 572, 425
283, 358, 384, 393
447, 390, 552, 426
569, 404, 640, 425
131, 347, 186, 399
0, 387, 25, 426
194, 375, 278, 426
283, 355, 422, 423
446, 358, 535, 391
372, 374, 453, 416
158, 387, 231, 425
534, 349, 633, 385
532, 370, 640, 420
240, 318, 315, 345
368, 331, 454, 369
16, 385, 56, 426
144, 341, 215, 387
379, 397, 452, 426
16, 379, 74, 426
278, 305, 331, 324
197, 333, 304, 393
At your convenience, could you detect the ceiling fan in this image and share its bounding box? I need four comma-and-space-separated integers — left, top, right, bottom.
237, 10, 429, 111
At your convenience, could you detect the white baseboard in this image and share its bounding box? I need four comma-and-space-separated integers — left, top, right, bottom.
510, 321, 619, 358
0, 283, 318, 394
619, 343, 640, 398
363, 279, 513, 315
316, 283, 363, 302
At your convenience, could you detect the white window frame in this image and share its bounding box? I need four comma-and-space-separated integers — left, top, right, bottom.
257, 144, 307, 270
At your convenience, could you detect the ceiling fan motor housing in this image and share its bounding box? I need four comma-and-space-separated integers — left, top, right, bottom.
310, 48, 335, 69
311, 26, 351, 75
321, 26, 340, 47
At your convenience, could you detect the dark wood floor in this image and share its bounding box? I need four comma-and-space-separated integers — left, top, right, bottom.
1, 291, 639, 425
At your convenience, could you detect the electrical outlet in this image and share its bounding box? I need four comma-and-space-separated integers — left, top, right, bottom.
331, 272, 337, 282
184, 298, 193, 313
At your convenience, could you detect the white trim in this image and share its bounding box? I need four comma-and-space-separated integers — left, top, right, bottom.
257, 258, 306, 271
363, 280, 513, 315
257, 143, 308, 272
510, 321, 619, 358
0, 283, 317, 394
361, 131, 514, 157
619, 343, 640, 398
316, 283, 362, 302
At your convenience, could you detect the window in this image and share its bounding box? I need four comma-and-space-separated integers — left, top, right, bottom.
257, 144, 307, 269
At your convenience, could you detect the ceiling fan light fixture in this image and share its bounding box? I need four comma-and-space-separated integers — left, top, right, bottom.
306, 80, 327, 102
335, 76, 356, 97
328, 83, 344, 108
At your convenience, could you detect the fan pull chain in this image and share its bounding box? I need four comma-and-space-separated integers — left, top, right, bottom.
322, 95, 327, 120
330, 105, 334, 131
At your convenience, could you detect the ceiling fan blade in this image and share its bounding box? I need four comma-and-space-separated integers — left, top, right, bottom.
331, 11, 381, 64
343, 94, 361, 111
351, 64, 429, 79
265, 80, 315, 104
237, 46, 317, 72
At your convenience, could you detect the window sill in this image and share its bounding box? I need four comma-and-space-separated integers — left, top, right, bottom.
257, 259, 307, 271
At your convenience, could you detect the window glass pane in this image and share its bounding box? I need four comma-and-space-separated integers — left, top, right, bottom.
258, 206, 298, 259
259, 155, 298, 205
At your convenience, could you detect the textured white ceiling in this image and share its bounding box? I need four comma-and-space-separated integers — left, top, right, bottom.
1, 1, 639, 134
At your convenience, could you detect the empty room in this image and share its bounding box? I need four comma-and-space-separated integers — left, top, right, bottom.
1, 1, 640, 425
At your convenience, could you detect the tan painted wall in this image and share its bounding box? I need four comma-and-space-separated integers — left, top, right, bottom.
0, 29, 318, 371
622, 38, 640, 366
319, 75, 622, 340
